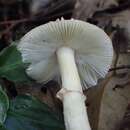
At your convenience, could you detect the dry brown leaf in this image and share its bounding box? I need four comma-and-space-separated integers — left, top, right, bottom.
86, 52, 130, 130
73, 0, 118, 20
86, 75, 130, 130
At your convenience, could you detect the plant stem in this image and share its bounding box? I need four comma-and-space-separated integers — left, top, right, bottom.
56, 46, 91, 130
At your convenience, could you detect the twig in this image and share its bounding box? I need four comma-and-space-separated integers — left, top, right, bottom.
109, 65, 130, 71
0, 18, 31, 25
0, 18, 32, 38
1, 23, 15, 34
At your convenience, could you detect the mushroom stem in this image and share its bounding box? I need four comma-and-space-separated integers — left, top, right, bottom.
56, 46, 91, 130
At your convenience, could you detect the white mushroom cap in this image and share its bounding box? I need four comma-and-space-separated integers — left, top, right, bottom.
18, 19, 113, 89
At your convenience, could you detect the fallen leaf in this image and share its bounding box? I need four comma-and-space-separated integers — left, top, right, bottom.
87, 75, 130, 130
0, 44, 33, 84
4, 95, 65, 130
0, 86, 9, 124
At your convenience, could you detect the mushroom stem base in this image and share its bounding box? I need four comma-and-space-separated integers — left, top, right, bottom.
61, 90, 91, 130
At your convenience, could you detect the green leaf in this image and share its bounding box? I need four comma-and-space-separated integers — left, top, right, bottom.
0, 44, 32, 83
0, 86, 9, 124
0, 123, 7, 130
5, 95, 65, 130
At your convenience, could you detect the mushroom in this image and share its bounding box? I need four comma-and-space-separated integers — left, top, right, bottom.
18, 18, 113, 130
